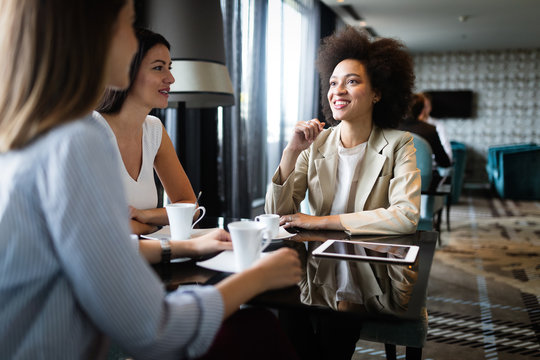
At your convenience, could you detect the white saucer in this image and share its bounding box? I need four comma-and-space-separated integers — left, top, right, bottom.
268, 226, 294, 241
141, 226, 217, 241
196, 251, 269, 273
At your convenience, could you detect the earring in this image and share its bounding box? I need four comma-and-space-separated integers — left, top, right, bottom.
373, 98, 378, 104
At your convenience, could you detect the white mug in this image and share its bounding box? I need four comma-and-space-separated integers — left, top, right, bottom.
255, 214, 280, 239
165, 203, 206, 240
228, 221, 271, 272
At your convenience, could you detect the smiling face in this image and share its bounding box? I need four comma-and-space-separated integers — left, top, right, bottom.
327, 59, 379, 124
129, 43, 175, 110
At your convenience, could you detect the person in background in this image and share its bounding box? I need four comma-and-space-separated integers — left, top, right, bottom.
420, 92, 453, 161
265, 26, 420, 236
0, 0, 301, 359
399, 93, 451, 189
96, 28, 195, 236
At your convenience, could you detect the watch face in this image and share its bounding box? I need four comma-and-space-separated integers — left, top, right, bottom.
160, 239, 171, 250
160, 239, 172, 263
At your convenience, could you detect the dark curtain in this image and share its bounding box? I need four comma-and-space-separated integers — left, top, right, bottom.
221, 0, 268, 218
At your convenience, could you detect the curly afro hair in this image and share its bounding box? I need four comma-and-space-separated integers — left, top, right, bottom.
316, 26, 415, 128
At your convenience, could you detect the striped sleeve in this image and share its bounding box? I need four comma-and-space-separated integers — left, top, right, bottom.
38, 120, 223, 359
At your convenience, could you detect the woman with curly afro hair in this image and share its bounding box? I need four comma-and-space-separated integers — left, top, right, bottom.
265, 26, 421, 235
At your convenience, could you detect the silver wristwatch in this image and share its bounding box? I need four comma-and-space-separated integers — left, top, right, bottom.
160, 239, 171, 264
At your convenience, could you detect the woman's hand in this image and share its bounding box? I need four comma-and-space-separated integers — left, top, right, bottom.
250, 248, 302, 291
280, 212, 344, 231
181, 229, 232, 257
129, 206, 150, 224
278, 119, 325, 184
285, 118, 325, 153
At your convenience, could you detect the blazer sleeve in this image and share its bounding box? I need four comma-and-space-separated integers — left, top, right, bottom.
265, 148, 310, 215
340, 133, 421, 235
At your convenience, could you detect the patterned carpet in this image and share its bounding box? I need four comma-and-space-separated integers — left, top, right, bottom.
353, 192, 540, 360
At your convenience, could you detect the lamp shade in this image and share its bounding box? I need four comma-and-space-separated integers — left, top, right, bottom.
143, 0, 234, 108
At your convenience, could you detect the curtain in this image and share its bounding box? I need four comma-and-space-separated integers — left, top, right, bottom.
266, 0, 319, 185
220, 0, 319, 219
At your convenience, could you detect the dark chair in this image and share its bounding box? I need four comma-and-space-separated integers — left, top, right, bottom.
357, 308, 428, 360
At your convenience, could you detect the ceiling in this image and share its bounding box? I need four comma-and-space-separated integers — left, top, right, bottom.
321, 0, 540, 53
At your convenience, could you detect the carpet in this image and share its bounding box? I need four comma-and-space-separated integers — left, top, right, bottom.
353, 193, 540, 360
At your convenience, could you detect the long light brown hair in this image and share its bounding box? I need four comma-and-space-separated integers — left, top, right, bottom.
0, 0, 127, 152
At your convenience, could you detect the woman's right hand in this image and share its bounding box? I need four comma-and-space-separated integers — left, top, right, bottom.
278, 119, 325, 184
251, 247, 302, 291
285, 118, 325, 153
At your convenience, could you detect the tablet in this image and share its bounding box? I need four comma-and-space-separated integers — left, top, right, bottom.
312, 240, 419, 264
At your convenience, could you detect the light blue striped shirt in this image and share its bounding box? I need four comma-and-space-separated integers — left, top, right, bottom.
0, 116, 223, 359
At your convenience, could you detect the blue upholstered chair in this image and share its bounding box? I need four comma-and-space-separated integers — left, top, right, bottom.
493, 147, 540, 200
486, 143, 537, 185
412, 135, 445, 234
449, 141, 467, 204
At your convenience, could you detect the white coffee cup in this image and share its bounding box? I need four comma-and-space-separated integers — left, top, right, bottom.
165, 203, 206, 240
228, 221, 271, 272
255, 214, 280, 239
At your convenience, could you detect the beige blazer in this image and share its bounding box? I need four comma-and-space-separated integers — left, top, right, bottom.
265, 124, 420, 235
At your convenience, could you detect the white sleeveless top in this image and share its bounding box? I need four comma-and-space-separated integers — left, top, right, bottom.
92, 111, 162, 210
329, 140, 367, 215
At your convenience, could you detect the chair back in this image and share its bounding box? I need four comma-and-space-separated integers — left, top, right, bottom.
412, 134, 433, 192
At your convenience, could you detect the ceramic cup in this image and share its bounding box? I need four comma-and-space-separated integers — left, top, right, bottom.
228, 221, 271, 272
165, 203, 206, 240
255, 214, 280, 239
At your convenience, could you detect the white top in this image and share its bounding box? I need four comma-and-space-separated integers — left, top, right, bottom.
427, 116, 453, 161
93, 111, 162, 209
0, 116, 223, 359
329, 140, 367, 215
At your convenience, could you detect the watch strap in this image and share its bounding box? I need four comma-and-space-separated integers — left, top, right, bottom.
160, 239, 171, 264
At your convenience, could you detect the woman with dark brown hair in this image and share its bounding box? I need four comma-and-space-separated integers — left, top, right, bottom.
266, 26, 421, 235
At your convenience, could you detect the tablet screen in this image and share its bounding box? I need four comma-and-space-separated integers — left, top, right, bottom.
323, 241, 410, 260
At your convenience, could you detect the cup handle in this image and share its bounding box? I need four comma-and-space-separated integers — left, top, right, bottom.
260, 230, 272, 251
191, 206, 206, 228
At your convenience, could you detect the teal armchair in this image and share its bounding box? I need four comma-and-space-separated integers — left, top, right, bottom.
493, 147, 540, 200
486, 143, 537, 185
412, 135, 446, 234
449, 141, 467, 204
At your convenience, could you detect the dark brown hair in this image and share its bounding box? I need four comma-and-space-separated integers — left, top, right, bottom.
316, 26, 415, 128
410, 93, 426, 120
0, 0, 127, 151
97, 28, 170, 114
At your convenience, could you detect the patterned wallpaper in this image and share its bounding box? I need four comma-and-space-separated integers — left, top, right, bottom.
413, 49, 540, 183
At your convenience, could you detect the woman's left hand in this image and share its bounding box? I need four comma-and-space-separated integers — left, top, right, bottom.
184, 229, 232, 257
129, 206, 150, 224
279, 213, 328, 230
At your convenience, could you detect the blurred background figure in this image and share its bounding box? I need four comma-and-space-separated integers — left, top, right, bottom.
399, 93, 451, 190
420, 93, 453, 161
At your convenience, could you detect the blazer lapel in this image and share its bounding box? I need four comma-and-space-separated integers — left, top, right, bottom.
354, 126, 388, 210
314, 126, 340, 215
